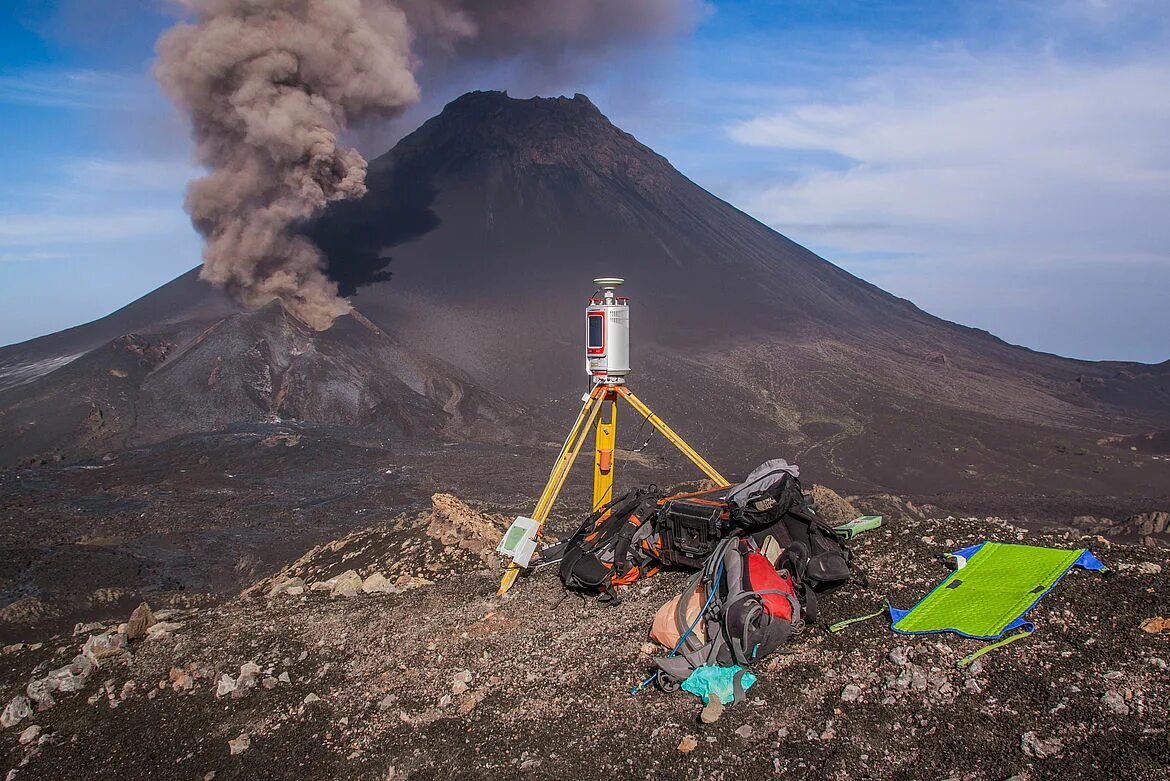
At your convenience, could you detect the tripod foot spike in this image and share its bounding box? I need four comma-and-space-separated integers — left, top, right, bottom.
497, 564, 521, 596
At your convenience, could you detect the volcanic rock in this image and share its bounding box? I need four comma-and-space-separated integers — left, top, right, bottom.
125, 602, 156, 641
1, 696, 31, 728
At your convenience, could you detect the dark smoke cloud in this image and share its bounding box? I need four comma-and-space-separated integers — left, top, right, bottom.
156, 0, 703, 329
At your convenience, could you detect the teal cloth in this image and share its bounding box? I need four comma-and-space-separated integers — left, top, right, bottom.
680, 664, 756, 705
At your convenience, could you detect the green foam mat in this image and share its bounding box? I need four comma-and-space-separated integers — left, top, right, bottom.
889, 542, 1104, 640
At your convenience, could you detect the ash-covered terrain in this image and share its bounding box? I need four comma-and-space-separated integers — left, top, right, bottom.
1, 494, 1167, 780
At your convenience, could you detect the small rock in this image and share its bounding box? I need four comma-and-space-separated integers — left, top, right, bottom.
841, 684, 862, 703
278, 672, 291, 684
699, 698, 724, 724
457, 697, 476, 715
889, 647, 910, 667
452, 680, 468, 696
1, 696, 32, 729
228, 733, 250, 755
236, 662, 262, 691
377, 694, 396, 712
1140, 616, 1170, 634
1137, 562, 1162, 575
393, 574, 434, 591
678, 735, 698, 753
125, 602, 157, 641
215, 674, 237, 698
18, 725, 40, 745
735, 724, 753, 739
1101, 690, 1130, 716
169, 668, 194, 693
967, 660, 984, 675
303, 693, 321, 705
261, 677, 278, 690
640, 643, 657, 655
1021, 730, 1064, 758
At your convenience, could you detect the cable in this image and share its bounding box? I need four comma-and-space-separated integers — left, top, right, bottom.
627, 407, 656, 453
629, 555, 726, 696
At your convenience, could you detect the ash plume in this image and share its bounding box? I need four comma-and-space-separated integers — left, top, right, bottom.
156, 0, 702, 330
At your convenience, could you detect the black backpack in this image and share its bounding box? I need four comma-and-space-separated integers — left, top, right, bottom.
728, 468, 809, 532
558, 487, 664, 603
727, 463, 853, 621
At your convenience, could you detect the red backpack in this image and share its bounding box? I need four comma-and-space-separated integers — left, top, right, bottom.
654, 536, 803, 689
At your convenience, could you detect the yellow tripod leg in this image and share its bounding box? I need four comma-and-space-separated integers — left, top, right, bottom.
616, 385, 728, 485
497, 386, 605, 595
592, 389, 617, 510
532, 385, 605, 522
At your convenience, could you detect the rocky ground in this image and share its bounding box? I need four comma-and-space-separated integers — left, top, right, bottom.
1, 492, 1167, 781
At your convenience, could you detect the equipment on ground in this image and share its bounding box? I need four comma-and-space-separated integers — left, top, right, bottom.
497, 278, 728, 595
654, 485, 734, 569
832, 515, 883, 540
829, 542, 1106, 667
652, 536, 802, 692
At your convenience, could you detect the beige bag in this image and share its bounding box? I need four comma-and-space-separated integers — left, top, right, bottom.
650, 583, 707, 649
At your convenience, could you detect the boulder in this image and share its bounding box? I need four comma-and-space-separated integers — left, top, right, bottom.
146, 621, 184, 639
268, 577, 306, 598
25, 679, 55, 711
82, 632, 129, 668
1, 696, 32, 729
328, 570, 363, 598
807, 485, 861, 526
125, 602, 157, 641
361, 572, 396, 594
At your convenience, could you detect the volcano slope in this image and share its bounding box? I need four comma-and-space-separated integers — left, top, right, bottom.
2, 90, 1168, 497
0, 90, 1168, 637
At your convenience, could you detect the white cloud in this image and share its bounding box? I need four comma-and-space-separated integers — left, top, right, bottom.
0, 68, 150, 110
0, 210, 187, 246
722, 49, 1170, 361
69, 158, 202, 191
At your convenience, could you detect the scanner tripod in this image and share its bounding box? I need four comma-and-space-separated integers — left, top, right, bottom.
497, 380, 727, 595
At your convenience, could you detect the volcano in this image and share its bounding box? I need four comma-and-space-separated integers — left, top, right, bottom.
2, 90, 1168, 500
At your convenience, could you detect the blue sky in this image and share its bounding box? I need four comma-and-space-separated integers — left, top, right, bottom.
1, 0, 1167, 362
